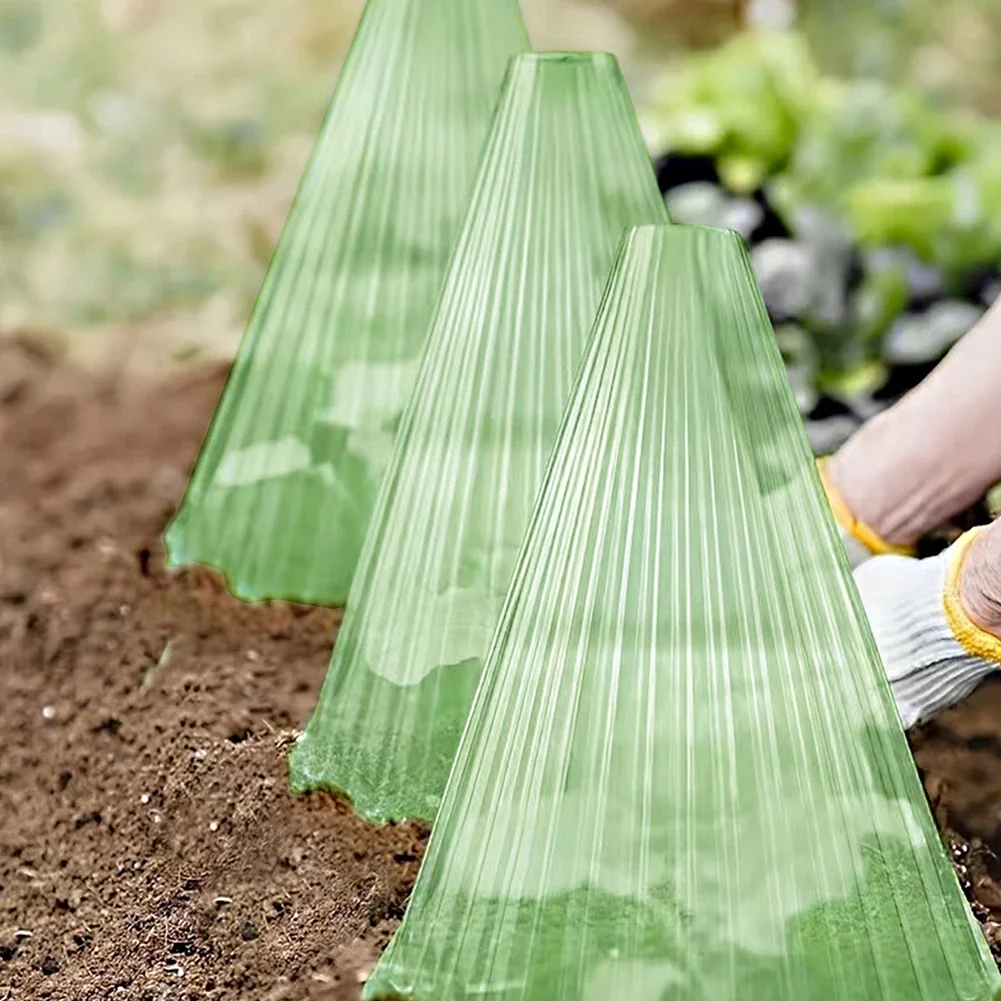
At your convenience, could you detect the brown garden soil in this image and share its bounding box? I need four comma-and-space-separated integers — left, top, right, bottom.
2, 334, 1001, 1000
0, 337, 424, 1001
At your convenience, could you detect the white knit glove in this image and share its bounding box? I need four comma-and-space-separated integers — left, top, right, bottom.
854, 528, 1001, 728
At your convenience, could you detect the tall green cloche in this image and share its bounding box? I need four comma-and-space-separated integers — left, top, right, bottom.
164, 0, 530, 605
288, 52, 670, 821
362, 225, 1001, 1001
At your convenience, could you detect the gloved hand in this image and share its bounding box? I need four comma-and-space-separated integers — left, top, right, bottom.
816, 457, 916, 568
854, 526, 1001, 728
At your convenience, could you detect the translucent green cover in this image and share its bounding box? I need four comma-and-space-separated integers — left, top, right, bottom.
288, 53, 670, 821
163, 0, 530, 605
363, 225, 1001, 1001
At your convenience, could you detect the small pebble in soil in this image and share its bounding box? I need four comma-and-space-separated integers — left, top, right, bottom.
241, 921, 259, 942
139, 793, 149, 804
785, 364, 818, 416
884, 301, 984, 365
750, 240, 816, 321
209, 821, 219, 832
865, 246, 944, 303
747, 0, 796, 28
41, 705, 55, 720
665, 182, 725, 228
721, 198, 764, 240
806, 415, 860, 456
41, 955, 59, 975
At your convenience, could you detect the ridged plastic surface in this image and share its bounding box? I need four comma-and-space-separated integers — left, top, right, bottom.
362, 225, 1001, 1001
163, 0, 530, 606
288, 53, 670, 821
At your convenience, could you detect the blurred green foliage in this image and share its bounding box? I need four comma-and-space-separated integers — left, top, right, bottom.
645, 29, 1001, 278
0, 0, 361, 349
3, 0, 1000, 377
646, 25, 1001, 397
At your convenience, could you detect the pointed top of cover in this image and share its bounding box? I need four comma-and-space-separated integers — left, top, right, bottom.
288, 51, 671, 821
163, 0, 530, 606
362, 225, 1001, 1001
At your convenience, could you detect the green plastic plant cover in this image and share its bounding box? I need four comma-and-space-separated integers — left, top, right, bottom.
162, 0, 531, 606
288, 52, 670, 822
362, 225, 1001, 1001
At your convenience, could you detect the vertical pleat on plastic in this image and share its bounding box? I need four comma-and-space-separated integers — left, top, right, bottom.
288, 53, 670, 822
362, 225, 1001, 1001
163, 0, 530, 606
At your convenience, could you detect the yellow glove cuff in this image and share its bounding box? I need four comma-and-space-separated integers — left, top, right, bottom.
943, 527, 1001, 666
816, 458, 915, 558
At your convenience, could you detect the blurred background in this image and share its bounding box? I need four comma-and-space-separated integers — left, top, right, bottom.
3, 0, 1001, 457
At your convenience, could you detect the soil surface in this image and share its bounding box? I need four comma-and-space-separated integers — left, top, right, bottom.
0, 338, 424, 1001
1, 335, 1000, 1000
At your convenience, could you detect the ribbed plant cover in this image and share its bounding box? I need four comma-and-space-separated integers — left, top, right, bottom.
362, 225, 1001, 1001
162, 0, 531, 606
288, 52, 670, 821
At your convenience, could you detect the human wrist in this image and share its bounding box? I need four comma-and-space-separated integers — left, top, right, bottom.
818, 451, 914, 558
829, 408, 988, 547
956, 523, 1001, 642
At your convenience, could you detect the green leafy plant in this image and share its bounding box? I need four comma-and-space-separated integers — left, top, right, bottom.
645, 30, 1001, 392
647, 29, 1001, 270
645, 30, 819, 192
